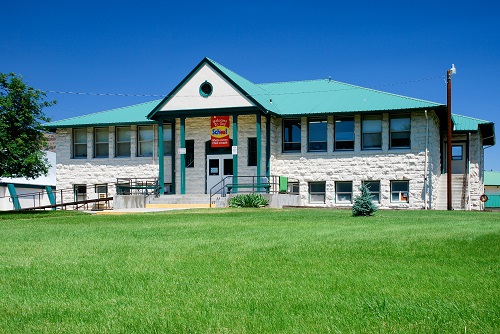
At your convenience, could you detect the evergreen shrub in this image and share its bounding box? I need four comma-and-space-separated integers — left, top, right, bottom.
352, 184, 378, 216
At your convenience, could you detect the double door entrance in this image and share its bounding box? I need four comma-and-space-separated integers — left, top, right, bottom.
207, 154, 233, 194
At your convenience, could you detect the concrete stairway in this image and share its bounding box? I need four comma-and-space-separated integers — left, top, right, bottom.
434, 174, 466, 210
145, 194, 220, 209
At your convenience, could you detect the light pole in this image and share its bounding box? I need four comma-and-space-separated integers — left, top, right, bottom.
446, 64, 456, 210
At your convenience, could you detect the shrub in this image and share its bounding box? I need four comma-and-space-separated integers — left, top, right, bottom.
352, 184, 378, 216
228, 194, 269, 208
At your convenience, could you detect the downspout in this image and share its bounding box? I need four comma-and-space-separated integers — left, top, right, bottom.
467, 132, 471, 210
424, 110, 429, 210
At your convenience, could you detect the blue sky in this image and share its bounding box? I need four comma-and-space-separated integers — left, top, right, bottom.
2, 1, 499, 170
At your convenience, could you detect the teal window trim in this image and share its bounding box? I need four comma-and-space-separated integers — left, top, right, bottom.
199, 81, 213, 97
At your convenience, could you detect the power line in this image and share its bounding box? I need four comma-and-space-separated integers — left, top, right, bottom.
42, 75, 444, 99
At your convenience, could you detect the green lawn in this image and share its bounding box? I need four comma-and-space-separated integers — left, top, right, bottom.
0, 209, 498, 333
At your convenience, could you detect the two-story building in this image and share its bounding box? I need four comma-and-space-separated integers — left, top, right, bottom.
44, 58, 495, 210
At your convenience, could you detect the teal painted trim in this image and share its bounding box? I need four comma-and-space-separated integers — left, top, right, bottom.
7, 184, 21, 210
232, 115, 238, 192
158, 120, 165, 195
485, 194, 500, 208
266, 115, 271, 179
256, 113, 262, 178
180, 117, 186, 194
199, 81, 213, 97
45, 186, 56, 210
152, 106, 260, 119
171, 118, 176, 194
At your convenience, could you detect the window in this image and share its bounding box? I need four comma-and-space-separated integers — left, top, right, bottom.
138, 126, 154, 157
308, 117, 327, 152
391, 181, 409, 203
248, 137, 257, 166
185, 140, 194, 168
335, 116, 354, 150
363, 181, 380, 203
288, 181, 299, 194
309, 182, 326, 203
390, 114, 411, 149
283, 119, 301, 152
73, 128, 87, 158
115, 127, 131, 157
336, 181, 353, 203
95, 184, 108, 195
362, 115, 382, 150
74, 184, 87, 202
452, 145, 463, 160
94, 127, 109, 158
163, 123, 172, 156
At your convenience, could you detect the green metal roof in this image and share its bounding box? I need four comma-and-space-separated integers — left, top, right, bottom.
256, 79, 443, 116
484, 171, 500, 186
44, 100, 161, 128
452, 114, 491, 131
452, 114, 495, 146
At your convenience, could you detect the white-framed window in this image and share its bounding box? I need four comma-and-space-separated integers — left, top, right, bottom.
309, 182, 326, 203
95, 184, 108, 196
283, 118, 301, 152
288, 181, 300, 194
138, 125, 154, 157
362, 115, 382, 150
163, 123, 172, 156
390, 114, 411, 149
74, 184, 87, 202
115, 126, 131, 157
73, 128, 87, 158
336, 181, 353, 203
362, 181, 380, 203
334, 116, 354, 151
391, 180, 409, 203
94, 127, 109, 158
308, 117, 327, 152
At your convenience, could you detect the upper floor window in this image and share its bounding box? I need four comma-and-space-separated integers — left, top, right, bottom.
94, 127, 109, 158
308, 117, 327, 152
73, 128, 87, 159
138, 126, 154, 157
115, 126, 131, 157
390, 114, 411, 149
283, 118, 301, 152
334, 116, 354, 151
362, 115, 382, 150
163, 123, 172, 156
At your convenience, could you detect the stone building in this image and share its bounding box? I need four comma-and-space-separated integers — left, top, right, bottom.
44, 58, 495, 210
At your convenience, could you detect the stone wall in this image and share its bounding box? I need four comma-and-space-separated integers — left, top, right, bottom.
270, 111, 442, 209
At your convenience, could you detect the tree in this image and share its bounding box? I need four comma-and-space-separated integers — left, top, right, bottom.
0, 73, 56, 179
352, 184, 378, 217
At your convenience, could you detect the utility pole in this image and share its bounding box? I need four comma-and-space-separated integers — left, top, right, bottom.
446, 64, 456, 210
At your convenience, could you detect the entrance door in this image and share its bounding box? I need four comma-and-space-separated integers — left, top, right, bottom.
444, 143, 467, 174
207, 154, 233, 194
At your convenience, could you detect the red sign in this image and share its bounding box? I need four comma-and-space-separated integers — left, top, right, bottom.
211, 116, 230, 148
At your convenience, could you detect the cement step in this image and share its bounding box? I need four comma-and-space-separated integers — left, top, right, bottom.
145, 203, 211, 209
148, 194, 211, 205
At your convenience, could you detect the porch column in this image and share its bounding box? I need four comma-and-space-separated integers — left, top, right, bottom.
157, 119, 165, 195
171, 119, 176, 194
266, 115, 271, 179
256, 113, 262, 178
233, 115, 238, 191
180, 117, 186, 194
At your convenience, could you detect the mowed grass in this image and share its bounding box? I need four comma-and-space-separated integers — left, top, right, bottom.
0, 209, 498, 333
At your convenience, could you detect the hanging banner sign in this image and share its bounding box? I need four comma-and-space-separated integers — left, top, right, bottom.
211, 116, 230, 148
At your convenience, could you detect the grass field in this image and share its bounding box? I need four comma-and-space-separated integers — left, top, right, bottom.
0, 209, 498, 333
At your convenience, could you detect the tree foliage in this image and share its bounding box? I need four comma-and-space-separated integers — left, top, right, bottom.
352, 184, 378, 217
0, 73, 56, 179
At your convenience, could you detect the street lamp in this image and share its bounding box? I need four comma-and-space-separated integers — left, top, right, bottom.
447, 64, 456, 210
